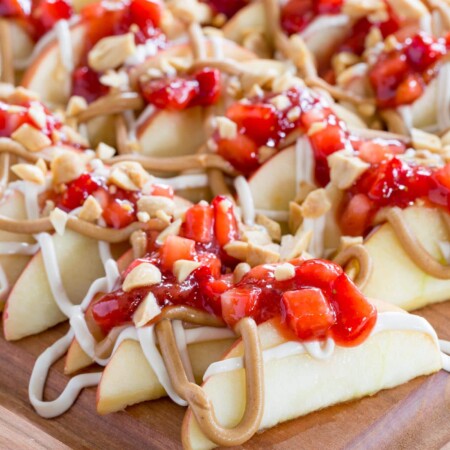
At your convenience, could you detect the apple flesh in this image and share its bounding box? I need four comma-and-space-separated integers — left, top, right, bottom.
362, 206, 450, 311
182, 306, 442, 449
248, 146, 296, 212
96, 337, 235, 415
3, 229, 106, 341
0, 190, 35, 310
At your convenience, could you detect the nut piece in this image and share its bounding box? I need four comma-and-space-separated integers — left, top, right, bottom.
137, 195, 175, 218
66, 95, 88, 117
96, 142, 116, 160
279, 230, 313, 261
216, 116, 238, 140
7, 86, 39, 104
246, 243, 280, 266
133, 292, 162, 328
300, 188, 331, 219
242, 229, 272, 246
110, 162, 151, 190
255, 214, 281, 242
289, 201, 303, 234
79, 196, 103, 222
11, 163, 45, 185
224, 240, 249, 261
156, 218, 182, 245
88, 33, 136, 72
169, 0, 212, 23
233, 262, 251, 283
274, 262, 296, 281
411, 128, 442, 153
28, 103, 47, 129
328, 151, 369, 189
269, 94, 291, 111
50, 208, 69, 236
130, 230, 148, 259
11, 124, 52, 152
51, 151, 85, 185
173, 259, 201, 283
123, 263, 162, 292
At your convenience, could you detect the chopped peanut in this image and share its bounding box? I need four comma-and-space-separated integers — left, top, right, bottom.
133, 292, 161, 328
137, 195, 175, 218
255, 214, 281, 242
274, 262, 296, 281
28, 103, 47, 129
216, 116, 238, 140
66, 95, 88, 117
11, 163, 45, 185
328, 151, 370, 189
300, 188, 331, 219
96, 142, 116, 160
246, 242, 280, 266
224, 240, 248, 261
269, 94, 291, 111
88, 33, 136, 72
279, 230, 313, 260
242, 229, 272, 246
156, 218, 182, 245
79, 196, 103, 222
11, 124, 52, 152
411, 128, 442, 153
50, 208, 69, 236
123, 262, 162, 292
173, 260, 201, 283
51, 151, 85, 185
130, 230, 148, 259
7, 86, 39, 104
233, 262, 251, 283
289, 201, 303, 234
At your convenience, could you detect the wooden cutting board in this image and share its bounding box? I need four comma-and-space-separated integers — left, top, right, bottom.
1, 301, 450, 450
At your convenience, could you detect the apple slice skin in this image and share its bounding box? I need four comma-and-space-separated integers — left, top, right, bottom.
3, 230, 106, 341
96, 338, 235, 415
182, 319, 442, 450
362, 206, 450, 311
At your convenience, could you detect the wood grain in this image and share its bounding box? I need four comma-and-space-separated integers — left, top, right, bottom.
0, 302, 450, 450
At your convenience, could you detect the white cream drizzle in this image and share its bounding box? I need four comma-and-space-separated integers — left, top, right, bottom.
234, 176, 255, 226
295, 136, 315, 197
153, 173, 209, 191
303, 215, 325, 257
437, 63, 450, 132
55, 19, 74, 74
203, 312, 449, 381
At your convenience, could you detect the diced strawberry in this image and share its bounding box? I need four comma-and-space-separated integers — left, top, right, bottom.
196, 252, 221, 278
294, 259, 342, 294
58, 173, 101, 210
282, 288, 335, 340
129, 0, 162, 30
340, 193, 374, 237
32, 0, 73, 39
102, 199, 135, 229
434, 163, 450, 190
330, 273, 377, 346
72, 66, 109, 104
181, 203, 214, 243
204, 0, 249, 18
358, 140, 393, 164
160, 235, 196, 271
395, 73, 424, 105
221, 286, 260, 327
212, 196, 239, 247
191, 68, 221, 107
150, 183, 174, 198
216, 133, 259, 176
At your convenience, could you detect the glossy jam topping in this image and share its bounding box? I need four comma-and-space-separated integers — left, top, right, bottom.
340, 156, 450, 236
280, 0, 343, 36
0, 0, 73, 41
0, 100, 63, 140
202, 0, 250, 19
140, 68, 221, 110
50, 172, 173, 229
72, 0, 166, 102
369, 33, 450, 108
92, 245, 377, 347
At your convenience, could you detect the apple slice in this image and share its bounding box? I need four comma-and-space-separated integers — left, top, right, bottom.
10, 21, 34, 63
0, 190, 35, 309
21, 23, 86, 105
411, 77, 438, 130
3, 229, 106, 341
362, 206, 450, 311
96, 337, 235, 415
248, 146, 296, 212
182, 303, 442, 449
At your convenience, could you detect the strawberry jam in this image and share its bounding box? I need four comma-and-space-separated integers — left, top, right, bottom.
280, 0, 343, 36
202, 0, 250, 19
51, 172, 173, 229
91, 247, 377, 347
0, 0, 73, 41
369, 33, 450, 108
340, 156, 450, 236
140, 68, 221, 110
72, 0, 166, 102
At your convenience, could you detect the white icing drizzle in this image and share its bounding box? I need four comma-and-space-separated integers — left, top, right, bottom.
153, 174, 209, 190
29, 329, 102, 419
0, 264, 9, 300
184, 326, 235, 344
397, 105, 413, 132
55, 19, 74, 74
303, 215, 325, 257
295, 136, 315, 197
300, 15, 350, 41
173, 320, 194, 380
234, 175, 255, 226
437, 63, 450, 132
0, 242, 39, 255
203, 312, 446, 381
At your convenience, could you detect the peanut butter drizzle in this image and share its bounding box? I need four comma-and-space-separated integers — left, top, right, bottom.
191, 58, 247, 76
0, 153, 10, 198
376, 207, 450, 279
0, 20, 14, 84
380, 109, 410, 135
333, 244, 373, 289
0, 215, 165, 243
156, 317, 264, 447
159, 305, 226, 328
105, 149, 237, 175
188, 22, 207, 61
0, 138, 50, 163
73, 93, 144, 124
114, 114, 131, 154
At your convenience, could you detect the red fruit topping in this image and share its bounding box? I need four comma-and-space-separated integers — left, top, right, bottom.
181, 203, 214, 243
369, 33, 449, 108
72, 66, 110, 104
212, 196, 239, 247
160, 235, 196, 272
140, 68, 221, 110
221, 286, 260, 327
202, 0, 250, 18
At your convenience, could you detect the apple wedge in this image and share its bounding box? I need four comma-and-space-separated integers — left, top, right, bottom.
96, 337, 235, 415
362, 206, 450, 311
0, 190, 36, 309
21, 23, 86, 105
182, 302, 442, 449
10, 21, 34, 64
248, 146, 296, 212
3, 230, 107, 341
